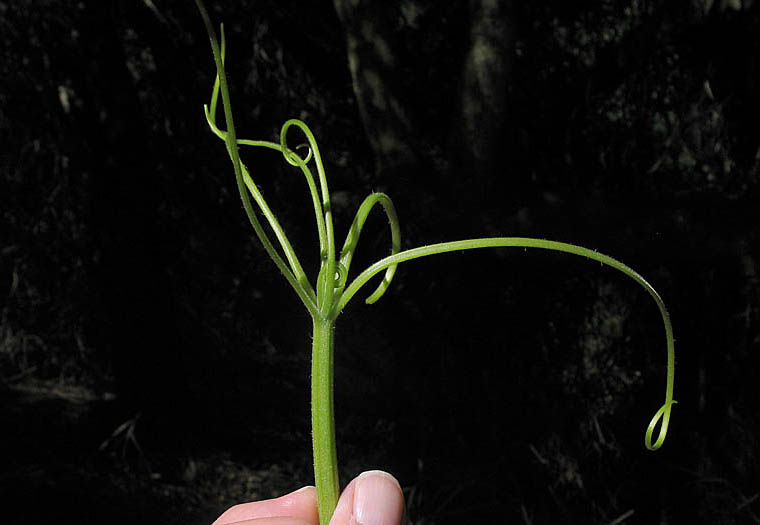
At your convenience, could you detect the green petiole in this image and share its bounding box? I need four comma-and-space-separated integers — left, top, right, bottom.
195, 3, 676, 523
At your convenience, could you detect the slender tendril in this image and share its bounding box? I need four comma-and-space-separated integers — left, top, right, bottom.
196, 4, 316, 312
333, 237, 676, 451
337, 192, 401, 304
195, 3, 676, 523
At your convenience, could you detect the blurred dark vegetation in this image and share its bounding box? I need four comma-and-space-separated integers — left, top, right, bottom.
1, 0, 759, 523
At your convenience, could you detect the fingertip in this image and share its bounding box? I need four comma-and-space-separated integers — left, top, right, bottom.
330, 471, 404, 525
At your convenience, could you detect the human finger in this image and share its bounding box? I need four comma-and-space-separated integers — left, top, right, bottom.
329, 470, 404, 525
213, 485, 319, 525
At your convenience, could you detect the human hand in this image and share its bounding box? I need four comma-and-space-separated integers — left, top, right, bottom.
213, 470, 405, 525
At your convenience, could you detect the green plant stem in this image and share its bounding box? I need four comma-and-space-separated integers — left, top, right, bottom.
311, 316, 340, 524
196, 5, 676, 521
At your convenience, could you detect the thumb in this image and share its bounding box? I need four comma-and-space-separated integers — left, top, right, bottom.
329, 470, 405, 525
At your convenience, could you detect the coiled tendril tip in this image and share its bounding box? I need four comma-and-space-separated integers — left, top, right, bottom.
645, 399, 678, 451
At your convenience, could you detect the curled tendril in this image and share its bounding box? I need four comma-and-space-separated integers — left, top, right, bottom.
646, 399, 677, 450
281, 142, 313, 168
333, 237, 677, 449
335, 192, 401, 311
333, 262, 348, 290
280, 120, 319, 168
295, 143, 314, 163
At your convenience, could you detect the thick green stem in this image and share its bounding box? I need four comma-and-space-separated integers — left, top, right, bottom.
311, 316, 340, 524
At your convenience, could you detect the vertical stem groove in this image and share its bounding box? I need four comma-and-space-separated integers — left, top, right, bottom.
311, 317, 339, 524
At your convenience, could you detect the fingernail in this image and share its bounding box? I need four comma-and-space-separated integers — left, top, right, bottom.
352, 470, 404, 525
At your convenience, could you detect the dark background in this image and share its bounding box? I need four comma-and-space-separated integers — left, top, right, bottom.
2, 0, 759, 523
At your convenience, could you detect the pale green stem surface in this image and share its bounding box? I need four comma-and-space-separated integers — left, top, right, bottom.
312, 317, 340, 524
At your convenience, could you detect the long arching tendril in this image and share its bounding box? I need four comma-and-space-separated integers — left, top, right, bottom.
195, 3, 676, 524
